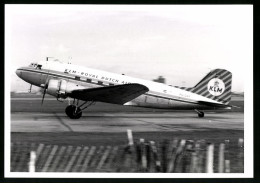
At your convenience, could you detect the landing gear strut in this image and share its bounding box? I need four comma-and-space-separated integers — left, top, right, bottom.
194, 109, 204, 118
65, 99, 95, 119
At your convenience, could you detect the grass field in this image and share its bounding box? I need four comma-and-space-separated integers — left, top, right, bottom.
11, 131, 243, 173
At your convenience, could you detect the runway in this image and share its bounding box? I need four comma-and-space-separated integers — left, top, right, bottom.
10, 94, 244, 146
11, 112, 243, 133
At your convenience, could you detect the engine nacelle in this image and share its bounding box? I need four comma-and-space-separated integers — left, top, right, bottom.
47, 79, 85, 99
47, 79, 67, 99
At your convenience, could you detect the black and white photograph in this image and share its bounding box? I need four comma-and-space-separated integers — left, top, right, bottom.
5, 5, 253, 178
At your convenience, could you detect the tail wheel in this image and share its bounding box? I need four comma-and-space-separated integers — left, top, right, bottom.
65, 105, 82, 119
194, 109, 204, 118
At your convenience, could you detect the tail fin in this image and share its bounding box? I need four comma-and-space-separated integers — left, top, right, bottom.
181, 69, 232, 105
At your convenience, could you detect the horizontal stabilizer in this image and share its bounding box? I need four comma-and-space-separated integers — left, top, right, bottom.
198, 101, 231, 109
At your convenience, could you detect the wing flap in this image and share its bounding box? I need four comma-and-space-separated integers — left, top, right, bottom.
68, 83, 149, 104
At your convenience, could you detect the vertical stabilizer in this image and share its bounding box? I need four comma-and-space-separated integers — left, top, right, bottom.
177, 69, 232, 105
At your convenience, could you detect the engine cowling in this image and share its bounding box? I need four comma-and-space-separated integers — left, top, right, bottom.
47, 79, 67, 99
46, 79, 85, 99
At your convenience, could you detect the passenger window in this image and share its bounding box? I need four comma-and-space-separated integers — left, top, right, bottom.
75, 76, 80, 80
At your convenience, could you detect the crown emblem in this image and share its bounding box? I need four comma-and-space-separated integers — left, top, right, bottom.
214, 80, 219, 87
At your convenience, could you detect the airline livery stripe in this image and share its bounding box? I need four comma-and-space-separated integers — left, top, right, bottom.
221, 73, 232, 82
204, 92, 212, 98
192, 69, 227, 90
18, 69, 116, 87
220, 96, 231, 103
190, 70, 228, 93
214, 95, 230, 104
203, 85, 231, 102
220, 76, 232, 86
20, 69, 75, 80
193, 71, 230, 94
196, 86, 208, 95
198, 78, 231, 97
208, 85, 231, 101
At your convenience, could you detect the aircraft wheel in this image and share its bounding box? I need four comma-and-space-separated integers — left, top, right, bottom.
65, 105, 82, 119
198, 112, 204, 118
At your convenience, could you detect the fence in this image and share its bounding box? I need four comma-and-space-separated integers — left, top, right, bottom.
11, 130, 244, 173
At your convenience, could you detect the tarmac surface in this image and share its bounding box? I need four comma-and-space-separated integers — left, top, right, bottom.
11, 112, 244, 133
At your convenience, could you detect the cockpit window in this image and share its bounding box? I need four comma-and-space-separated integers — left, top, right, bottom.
28, 63, 42, 69
36, 64, 42, 69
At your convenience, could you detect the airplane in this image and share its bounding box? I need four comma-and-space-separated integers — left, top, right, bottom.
15, 59, 233, 119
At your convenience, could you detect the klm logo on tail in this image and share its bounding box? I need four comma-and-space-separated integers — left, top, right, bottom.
207, 78, 225, 96
175, 69, 232, 105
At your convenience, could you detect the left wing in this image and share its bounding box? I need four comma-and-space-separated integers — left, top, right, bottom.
68, 83, 149, 104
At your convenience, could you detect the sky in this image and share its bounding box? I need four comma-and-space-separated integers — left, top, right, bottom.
5, 5, 252, 92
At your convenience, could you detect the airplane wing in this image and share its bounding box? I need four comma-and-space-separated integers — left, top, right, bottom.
68, 83, 149, 104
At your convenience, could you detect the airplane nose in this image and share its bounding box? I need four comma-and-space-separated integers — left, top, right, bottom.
16, 69, 22, 77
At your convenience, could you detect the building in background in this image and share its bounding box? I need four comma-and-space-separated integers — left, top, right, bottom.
153, 76, 166, 84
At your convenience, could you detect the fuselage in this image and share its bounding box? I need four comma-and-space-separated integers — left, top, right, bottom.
16, 61, 228, 110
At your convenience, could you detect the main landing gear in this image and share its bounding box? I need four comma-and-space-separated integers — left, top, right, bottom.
65, 99, 95, 119
194, 109, 204, 118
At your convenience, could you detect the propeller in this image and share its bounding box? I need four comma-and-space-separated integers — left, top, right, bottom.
41, 84, 47, 105
41, 62, 50, 106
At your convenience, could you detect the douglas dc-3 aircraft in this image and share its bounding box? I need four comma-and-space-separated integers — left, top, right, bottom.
16, 59, 233, 119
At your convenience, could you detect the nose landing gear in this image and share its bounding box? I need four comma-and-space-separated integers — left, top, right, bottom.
194, 109, 204, 118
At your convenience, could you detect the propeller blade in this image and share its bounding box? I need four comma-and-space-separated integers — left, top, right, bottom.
41, 88, 46, 105
41, 69, 50, 106
41, 82, 48, 106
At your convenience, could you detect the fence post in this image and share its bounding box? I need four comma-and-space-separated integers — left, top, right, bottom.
224, 140, 230, 173
166, 139, 178, 172
173, 139, 186, 173
237, 138, 244, 172
28, 151, 36, 173
206, 143, 214, 173
150, 141, 161, 172
127, 129, 134, 146
182, 142, 193, 173
190, 151, 198, 173
218, 143, 225, 173
140, 139, 147, 172
161, 139, 169, 172
197, 140, 206, 173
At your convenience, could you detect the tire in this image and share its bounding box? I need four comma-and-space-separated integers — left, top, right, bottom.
65, 105, 82, 119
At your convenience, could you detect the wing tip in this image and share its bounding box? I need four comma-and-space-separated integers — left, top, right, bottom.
130, 83, 149, 92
